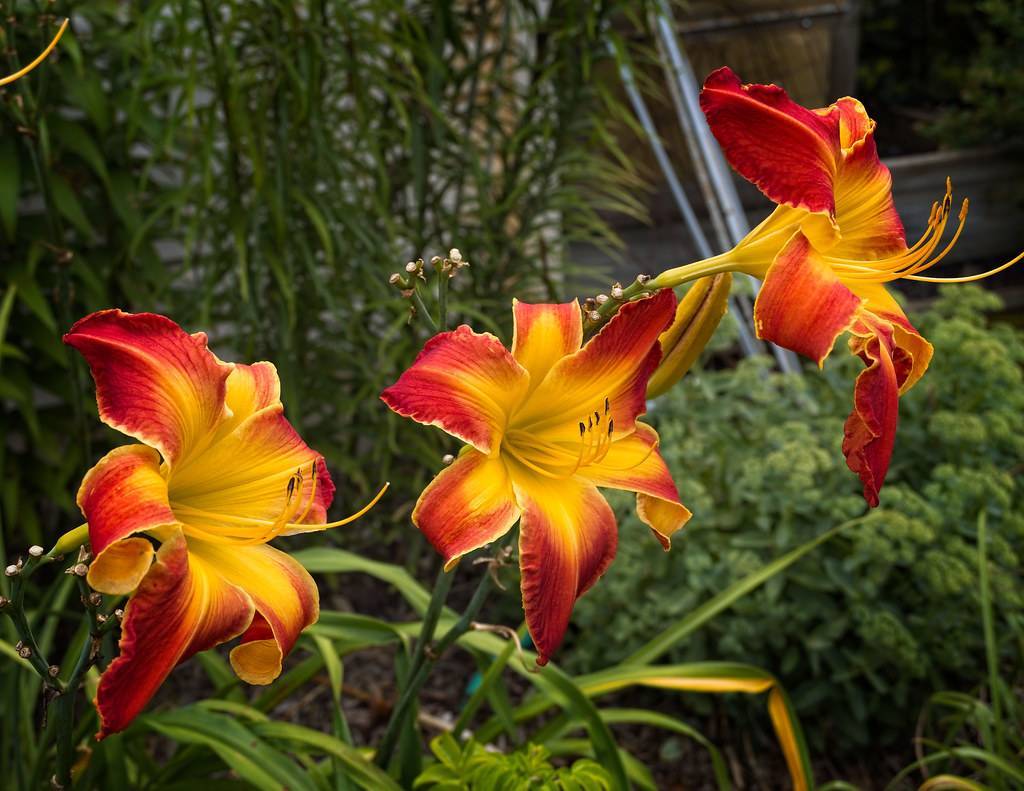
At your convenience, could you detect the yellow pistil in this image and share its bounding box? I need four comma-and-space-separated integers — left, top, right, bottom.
0, 19, 69, 87
174, 459, 389, 546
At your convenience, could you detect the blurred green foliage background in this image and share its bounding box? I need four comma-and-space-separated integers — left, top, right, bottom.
0, 0, 648, 559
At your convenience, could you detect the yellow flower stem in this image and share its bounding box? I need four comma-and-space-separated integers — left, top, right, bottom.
0, 18, 69, 87
648, 253, 739, 292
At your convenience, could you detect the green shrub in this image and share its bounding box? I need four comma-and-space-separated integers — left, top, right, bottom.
415, 734, 613, 790
565, 286, 1024, 753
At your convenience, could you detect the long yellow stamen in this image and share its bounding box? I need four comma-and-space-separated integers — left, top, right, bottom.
297, 481, 390, 530
0, 19, 69, 87
829, 177, 1021, 285
175, 459, 387, 545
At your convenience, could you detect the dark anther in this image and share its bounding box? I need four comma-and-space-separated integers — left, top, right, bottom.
578, 422, 585, 436
608, 419, 614, 436
604, 396, 610, 414
594, 411, 600, 425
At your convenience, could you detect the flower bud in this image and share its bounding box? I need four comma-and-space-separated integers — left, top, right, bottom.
647, 273, 732, 399
28, 545, 44, 557
449, 248, 462, 264
4, 564, 19, 577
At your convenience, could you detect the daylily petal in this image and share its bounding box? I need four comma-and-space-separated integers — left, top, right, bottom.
832, 100, 906, 259
886, 314, 933, 394
77, 445, 176, 594
843, 283, 934, 395
412, 449, 520, 571
94, 532, 254, 738
847, 280, 905, 319
842, 320, 900, 508
223, 361, 282, 428
64, 310, 233, 467
511, 299, 583, 390
700, 67, 840, 219
513, 469, 617, 664
753, 232, 862, 366
513, 289, 676, 439
381, 326, 530, 455
582, 423, 691, 549
168, 403, 334, 530
187, 540, 318, 685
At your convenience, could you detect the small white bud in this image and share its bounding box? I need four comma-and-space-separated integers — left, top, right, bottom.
448, 248, 462, 264
389, 273, 402, 285
587, 310, 601, 323
405, 261, 418, 273
441, 454, 455, 466
4, 564, 19, 577
636, 274, 651, 285
595, 294, 609, 305
610, 285, 624, 299
71, 563, 88, 577
28, 545, 44, 558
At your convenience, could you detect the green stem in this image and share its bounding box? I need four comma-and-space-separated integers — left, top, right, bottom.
375, 534, 510, 768
453, 638, 516, 736
411, 284, 439, 332
375, 563, 455, 767
53, 617, 96, 789
978, 511, 1006, 784
437, 269, 449, 331
584, 254, 738, 335
2, 557, 63, 688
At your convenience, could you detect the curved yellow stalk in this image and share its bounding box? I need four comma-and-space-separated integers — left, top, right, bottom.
0, 19, 69, 87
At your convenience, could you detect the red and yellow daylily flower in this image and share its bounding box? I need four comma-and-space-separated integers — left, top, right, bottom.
65, 310, 385, 737
651, 67, 1021, 506
381, 290, 691, 663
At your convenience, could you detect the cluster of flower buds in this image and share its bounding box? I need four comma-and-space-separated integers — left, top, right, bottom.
65, 546, 91, 578
389, 248, 471, 295
432, 248, 470, 278
582, 280, 631, 323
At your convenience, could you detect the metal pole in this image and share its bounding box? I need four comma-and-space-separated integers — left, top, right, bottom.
613, 45, 764, 359
653, 0, 803, 375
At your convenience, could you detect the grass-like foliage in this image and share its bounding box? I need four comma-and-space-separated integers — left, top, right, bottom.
0, 0, 648, 556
